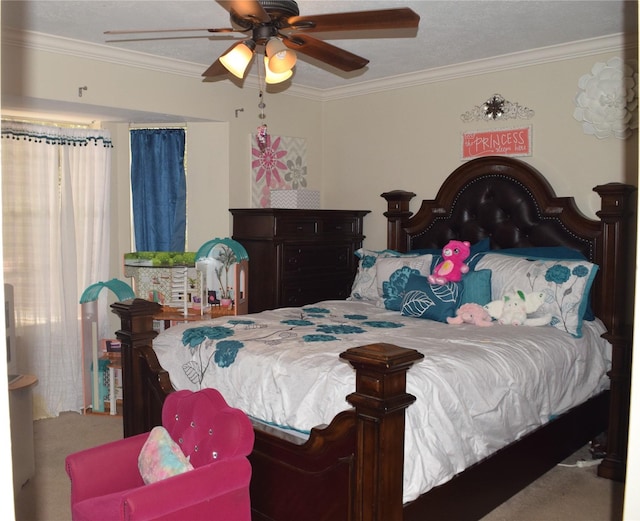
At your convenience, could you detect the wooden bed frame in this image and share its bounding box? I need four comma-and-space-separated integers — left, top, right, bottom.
111, 156, 635, 521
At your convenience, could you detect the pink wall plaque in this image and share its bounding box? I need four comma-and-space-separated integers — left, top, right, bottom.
462, 126, 532, 159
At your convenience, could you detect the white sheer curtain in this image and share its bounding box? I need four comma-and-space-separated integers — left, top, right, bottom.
1, 121, 112, 418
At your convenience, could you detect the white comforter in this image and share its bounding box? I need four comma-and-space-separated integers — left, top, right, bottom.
153, 300, 611, 503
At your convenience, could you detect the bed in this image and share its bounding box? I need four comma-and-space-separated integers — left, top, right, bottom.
111, 156, 635, 521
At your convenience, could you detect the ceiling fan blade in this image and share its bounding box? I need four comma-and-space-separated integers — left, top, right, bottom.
106, 35, 242, 43
282, 34, 368, 72
284, 8, 420, 33
104, 27, 236, 35
216, 1, 271, 24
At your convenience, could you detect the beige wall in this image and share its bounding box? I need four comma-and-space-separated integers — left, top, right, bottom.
2, 43, 324, 281
322, 52, 638, 249
3, 39, 637, 256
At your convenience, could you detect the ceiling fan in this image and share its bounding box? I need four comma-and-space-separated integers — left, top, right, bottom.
105, 0, 420, 85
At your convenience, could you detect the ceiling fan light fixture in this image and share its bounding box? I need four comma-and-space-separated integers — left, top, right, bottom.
265, 38, 297, 74
264, 56, 293, 84
220, 40, 256, 78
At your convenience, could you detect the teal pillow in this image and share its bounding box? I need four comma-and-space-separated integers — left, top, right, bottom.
460, 269, 492, 306
400, 274, 461, 322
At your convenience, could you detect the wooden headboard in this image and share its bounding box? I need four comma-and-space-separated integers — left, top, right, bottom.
382, 156, 635, 334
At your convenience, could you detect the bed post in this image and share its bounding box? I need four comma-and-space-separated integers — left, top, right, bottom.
593, 182, 636, 482
341, 343, 424, 521
111, 298, 162, 437
381, 190, 416, 252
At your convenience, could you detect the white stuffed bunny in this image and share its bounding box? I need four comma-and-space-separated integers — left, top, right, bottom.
485, 290, 551, 326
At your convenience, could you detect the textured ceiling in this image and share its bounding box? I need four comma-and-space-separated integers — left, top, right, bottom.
2, 0, 637, 91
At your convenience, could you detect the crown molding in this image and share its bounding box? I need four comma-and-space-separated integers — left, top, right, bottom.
319, 33, 635, 101
2, 28, 634, 102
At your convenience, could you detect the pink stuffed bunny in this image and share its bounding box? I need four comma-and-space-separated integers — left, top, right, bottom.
446, 303, 493, 327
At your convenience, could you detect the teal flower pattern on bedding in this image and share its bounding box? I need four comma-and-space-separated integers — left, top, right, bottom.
303, 307, 330, 314
214, 340, 244, 367
182, 326, 234, 348
316, 324, 366, 335
363, 321, 405, 328
303, 334, 338, 342
281, 319, 314, 326
177, 308, 404, 386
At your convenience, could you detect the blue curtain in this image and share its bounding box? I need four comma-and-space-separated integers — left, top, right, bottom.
130, 128, 186, 251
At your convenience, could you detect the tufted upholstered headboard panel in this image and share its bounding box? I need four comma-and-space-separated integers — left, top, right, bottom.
383, 156, 600, 260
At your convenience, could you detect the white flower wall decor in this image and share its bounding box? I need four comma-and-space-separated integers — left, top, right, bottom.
573, 57, 638, 139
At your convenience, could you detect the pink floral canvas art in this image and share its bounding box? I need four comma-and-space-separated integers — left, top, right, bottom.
251, 132, 307, 207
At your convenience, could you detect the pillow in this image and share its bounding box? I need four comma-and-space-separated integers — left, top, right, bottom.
475, 253, 598, 337
492, 246, 587, 260
376, 255, 433, 310
459, 269, 492, 306
400, 274, 461, 322
488, 246, 595, 321
138, 426, 194, 485
349, 249, 411, 302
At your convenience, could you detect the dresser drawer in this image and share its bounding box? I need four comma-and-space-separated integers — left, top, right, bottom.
275, 216, 360, 238
280, 244, 352, 275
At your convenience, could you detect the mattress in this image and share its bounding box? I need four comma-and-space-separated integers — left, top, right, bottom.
153, 300, 611, 502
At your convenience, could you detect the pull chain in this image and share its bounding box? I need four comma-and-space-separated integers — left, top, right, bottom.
256, 57, 269, 152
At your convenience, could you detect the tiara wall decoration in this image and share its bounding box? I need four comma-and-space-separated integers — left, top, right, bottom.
573, 57, 638, 140
461, 94, 535, 122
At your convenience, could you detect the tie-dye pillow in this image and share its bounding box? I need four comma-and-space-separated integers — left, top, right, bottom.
138, 426, 194, 484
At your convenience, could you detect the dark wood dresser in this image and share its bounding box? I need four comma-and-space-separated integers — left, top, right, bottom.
230, 208, 370, 313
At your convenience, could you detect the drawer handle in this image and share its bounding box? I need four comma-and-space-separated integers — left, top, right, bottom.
296, 225, 304, 231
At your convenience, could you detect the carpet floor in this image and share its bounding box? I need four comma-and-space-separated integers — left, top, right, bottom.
13, 411, 625, 521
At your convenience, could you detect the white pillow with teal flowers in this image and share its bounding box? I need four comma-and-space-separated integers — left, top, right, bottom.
475, 253, 598, 337
349, 249, 417, 303
375, 255, 433, 310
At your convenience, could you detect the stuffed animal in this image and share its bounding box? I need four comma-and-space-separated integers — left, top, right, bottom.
489, 290, 551, 326
484, 290, 545, 320
427, 240, 471, 285
446, 303, 493, 327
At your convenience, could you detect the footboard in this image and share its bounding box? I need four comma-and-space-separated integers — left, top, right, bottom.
111, 299, 424, 521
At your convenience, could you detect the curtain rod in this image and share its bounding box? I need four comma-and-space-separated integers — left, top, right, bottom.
1, 116, 93, 129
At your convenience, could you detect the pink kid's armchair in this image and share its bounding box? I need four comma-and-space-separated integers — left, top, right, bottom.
65, 389, 254, 521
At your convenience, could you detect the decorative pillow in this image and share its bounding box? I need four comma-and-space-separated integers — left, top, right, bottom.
475, 253, 598, 337
349, 249, 410, 302
138, 426, 194, 485
488, 246, 595, 321
376, 255, 433, 310
459, 269, 492, 306
400, 274, 461, 322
